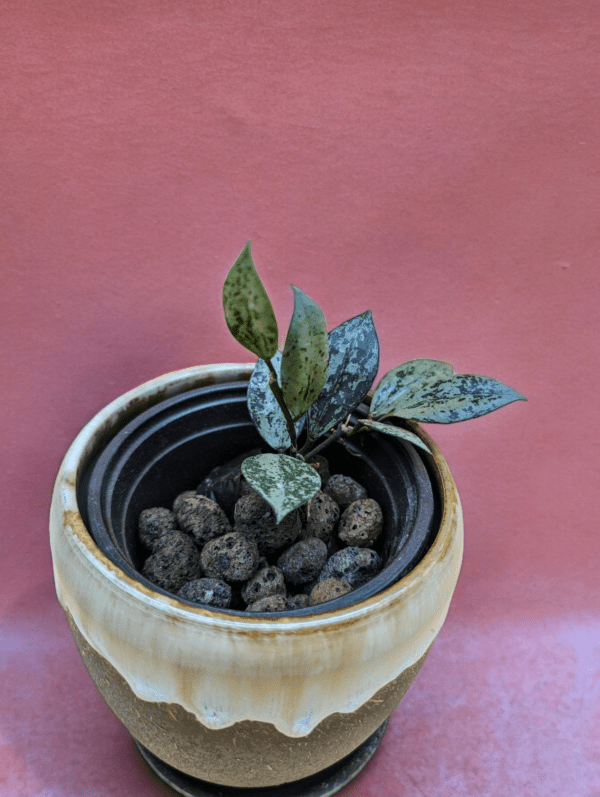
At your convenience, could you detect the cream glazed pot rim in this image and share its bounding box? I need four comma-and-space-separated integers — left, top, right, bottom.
50, 363, 464, 735
55, 363, 456, 630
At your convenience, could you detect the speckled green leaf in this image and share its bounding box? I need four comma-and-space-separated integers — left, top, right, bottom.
280, 286, 329, 418
358, 419, 432, 453
390, 374, 527, 423
371, 360, 454, 417
372, 359, 527, 423
241, 453, 322, 522
222, 242, 278, 360
247, 352, 305, 450
306, 311, 379, 439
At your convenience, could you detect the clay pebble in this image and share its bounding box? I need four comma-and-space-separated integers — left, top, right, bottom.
318, 547, 382, 589
142, 531, 202, 593
138, 507, 177, 550
172, 490, 197, 515
324, 474, 368, 511
302, 491, 340, 543
201, 531, 259, 583
178, 578, 232, 609
286, 594, 310, 610
241, 566, 287, 605
234, 492, 301, 556
152, 528, 187, 551
309, 579, 352, 606
338, 498, 383, 548
177, 494, 231, 546
277, 538, 328, 586
246, 595, 288, 613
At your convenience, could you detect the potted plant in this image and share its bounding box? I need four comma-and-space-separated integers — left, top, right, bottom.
49, 243, 525, 796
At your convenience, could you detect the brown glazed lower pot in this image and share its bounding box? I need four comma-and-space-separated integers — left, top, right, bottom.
67, 609, 430, 793
49, 364, 464, 791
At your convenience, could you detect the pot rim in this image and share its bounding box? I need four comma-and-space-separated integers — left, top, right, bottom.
55, 363, 460, 633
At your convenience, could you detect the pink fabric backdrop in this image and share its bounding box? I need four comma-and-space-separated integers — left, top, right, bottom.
2, 2, 598, 795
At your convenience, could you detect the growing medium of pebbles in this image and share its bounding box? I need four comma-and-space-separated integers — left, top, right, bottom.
138, 455, 385, 613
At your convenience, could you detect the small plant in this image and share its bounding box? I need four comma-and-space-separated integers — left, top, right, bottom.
223, 242, 526, 522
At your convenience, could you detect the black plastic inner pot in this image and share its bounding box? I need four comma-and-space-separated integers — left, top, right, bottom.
80, 380, 440, 617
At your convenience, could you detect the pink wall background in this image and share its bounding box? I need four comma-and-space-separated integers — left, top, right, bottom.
2, 2, 598, 795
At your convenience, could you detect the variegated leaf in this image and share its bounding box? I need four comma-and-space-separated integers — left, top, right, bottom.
247, 352, 305, 450
358, 419, 431, 453
280, 286, 329, 418
222, 242, 278, 360
241, 453, 322, 522
371, 360, 454, 417
372, 359, 527, 423
306, 311, 379, 440
387, 373, 527, 423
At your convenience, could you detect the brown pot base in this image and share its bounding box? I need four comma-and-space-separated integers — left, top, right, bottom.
134, 719, 389, 797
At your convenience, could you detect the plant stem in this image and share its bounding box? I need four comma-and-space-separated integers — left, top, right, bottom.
303, 421, 371, 461
266, 358, 298, 450
304, 426, 347, 460
298, 435, 314, 456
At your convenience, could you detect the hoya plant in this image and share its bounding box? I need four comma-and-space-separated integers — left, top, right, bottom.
223, 242, 526, 522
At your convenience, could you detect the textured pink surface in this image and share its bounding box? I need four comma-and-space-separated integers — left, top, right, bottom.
1, 2, 599, 795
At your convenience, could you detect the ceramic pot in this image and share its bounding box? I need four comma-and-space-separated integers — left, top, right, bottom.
50, 364, 463, 794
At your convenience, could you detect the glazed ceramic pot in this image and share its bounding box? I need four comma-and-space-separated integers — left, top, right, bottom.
49, 364, 463, 794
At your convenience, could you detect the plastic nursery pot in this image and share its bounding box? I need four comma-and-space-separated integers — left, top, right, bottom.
50, 364, 464, 796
